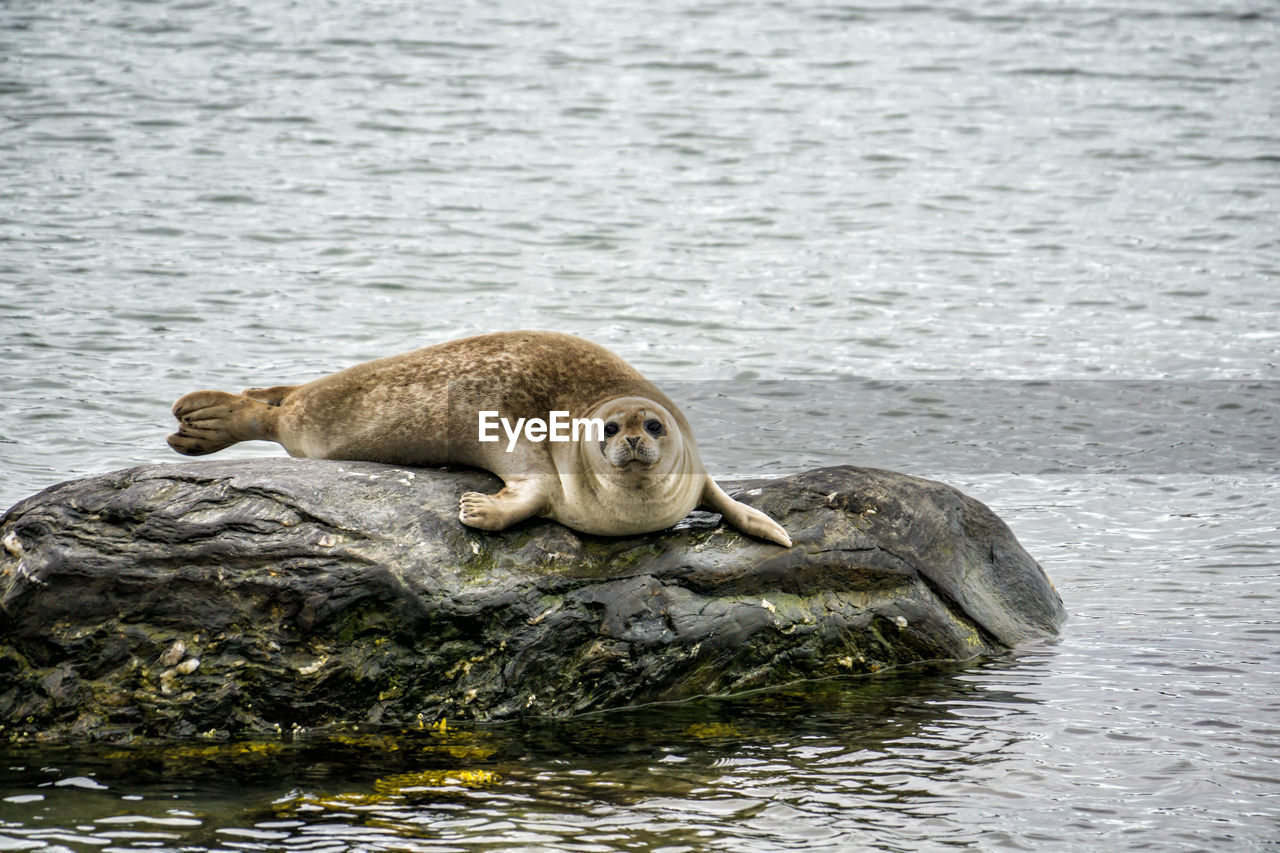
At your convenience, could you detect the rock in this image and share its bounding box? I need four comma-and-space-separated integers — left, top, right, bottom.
0, 460, 1064, 742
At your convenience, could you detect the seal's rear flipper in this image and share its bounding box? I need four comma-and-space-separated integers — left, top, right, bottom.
167, 390, 278, 456
243, 385, 298, 406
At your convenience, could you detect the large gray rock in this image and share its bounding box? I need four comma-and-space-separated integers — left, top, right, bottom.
0, 460, 1064, 742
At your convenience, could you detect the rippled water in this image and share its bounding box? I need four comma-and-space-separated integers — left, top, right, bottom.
2, 0, 1279, 849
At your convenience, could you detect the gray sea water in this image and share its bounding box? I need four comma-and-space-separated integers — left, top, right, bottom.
2, 0, 1279, 849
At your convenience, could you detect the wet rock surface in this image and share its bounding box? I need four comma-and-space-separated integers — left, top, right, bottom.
0, 460, 1064, 742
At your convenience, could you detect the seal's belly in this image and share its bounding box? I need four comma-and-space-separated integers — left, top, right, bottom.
552, 483, 701, 537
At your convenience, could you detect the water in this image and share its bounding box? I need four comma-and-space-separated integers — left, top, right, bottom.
2, 0, 1278, 848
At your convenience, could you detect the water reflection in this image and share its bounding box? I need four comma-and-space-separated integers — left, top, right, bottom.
0, 655, 1051, 851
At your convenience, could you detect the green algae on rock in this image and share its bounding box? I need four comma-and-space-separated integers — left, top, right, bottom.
0, 460, 1064, 742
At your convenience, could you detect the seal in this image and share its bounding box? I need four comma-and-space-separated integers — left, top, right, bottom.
167, 331, 792, 547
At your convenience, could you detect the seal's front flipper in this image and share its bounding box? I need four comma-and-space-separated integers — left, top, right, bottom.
167, 390, 278, 456
459, 481, 548, 532
701, 479, 792, 548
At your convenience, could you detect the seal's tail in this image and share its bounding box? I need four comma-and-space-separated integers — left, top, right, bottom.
167, 390, 278, 456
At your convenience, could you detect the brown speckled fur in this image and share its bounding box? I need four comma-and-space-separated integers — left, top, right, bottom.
168, 330, 791, 546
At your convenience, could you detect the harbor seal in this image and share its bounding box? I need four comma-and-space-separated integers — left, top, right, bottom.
167, 331, 792, 547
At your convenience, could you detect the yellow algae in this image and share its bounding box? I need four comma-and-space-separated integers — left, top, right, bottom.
176, 741, 283, 760
104, 741, 285, 762
276, 766, 503, 817
327, 733, 405, 751
416, 715, 447, 733
374, 768, 501, 793
684, 722, 743, 740
434, 743, 498, 761
325, 720, 494, 761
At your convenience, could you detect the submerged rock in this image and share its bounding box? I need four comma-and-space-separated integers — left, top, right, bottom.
0, 460, 1063, 741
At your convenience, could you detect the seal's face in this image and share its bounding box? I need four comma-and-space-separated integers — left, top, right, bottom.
591, 397, 681, 474
559, 394, 706, 534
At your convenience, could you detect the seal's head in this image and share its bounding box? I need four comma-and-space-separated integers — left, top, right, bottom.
583, 396, 697, 485
601, 401, 667, 468
556, 394, 704, 534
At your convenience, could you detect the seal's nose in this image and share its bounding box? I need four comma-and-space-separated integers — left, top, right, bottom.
626, 436, 640, 448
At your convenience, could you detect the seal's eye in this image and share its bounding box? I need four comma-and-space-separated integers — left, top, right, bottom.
603, 422, 619, 438
644, 419, 664, 435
